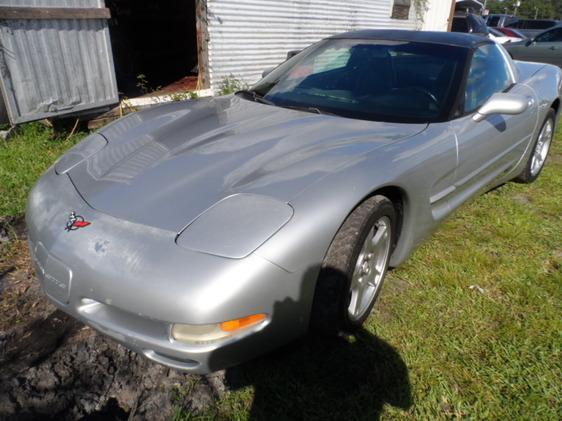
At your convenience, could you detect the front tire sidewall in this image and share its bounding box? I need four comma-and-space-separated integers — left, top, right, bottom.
311, 195, 396, 335
517, 110, 555, 183
343, 201, 395, 330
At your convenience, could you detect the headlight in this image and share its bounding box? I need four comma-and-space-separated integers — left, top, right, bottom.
55, 133, 107, 174
176, 194, 293, 258
171, 313, 267, 345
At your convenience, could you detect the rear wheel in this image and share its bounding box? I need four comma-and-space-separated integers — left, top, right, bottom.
515, 110, 555, 183
310, 195, 396, 334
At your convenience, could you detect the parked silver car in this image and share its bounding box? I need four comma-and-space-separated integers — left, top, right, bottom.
505, 25, 562, 68
27, 30, 561, 373
506, 19, 561, 38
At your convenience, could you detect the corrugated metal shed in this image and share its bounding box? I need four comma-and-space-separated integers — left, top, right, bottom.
205, 0, 420, 90
0, 0, 118, 124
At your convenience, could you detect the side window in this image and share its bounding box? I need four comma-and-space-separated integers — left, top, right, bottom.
528, 20, 554, 30
535, 28, 562, 43
507, 20, 525, 29
464, 44, 512, 114
487, 16, 500, 27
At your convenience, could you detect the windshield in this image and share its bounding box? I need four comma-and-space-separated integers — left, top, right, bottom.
248, 38, 469, 123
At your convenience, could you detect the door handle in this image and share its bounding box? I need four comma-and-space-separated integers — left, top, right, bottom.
549, 46, 558, 50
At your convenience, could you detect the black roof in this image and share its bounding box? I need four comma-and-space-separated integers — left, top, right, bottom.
331, 30, 491, 49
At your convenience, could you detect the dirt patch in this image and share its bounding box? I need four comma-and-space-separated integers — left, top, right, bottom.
548, 153, 562, 165
0, 322, 218, 420
0, 217, 53, 333
513, 193, 532, 206
0, 222, 219, 420
543, 249, 562, 275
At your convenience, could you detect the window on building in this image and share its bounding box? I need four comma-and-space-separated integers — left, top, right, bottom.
391, 0, 411, 20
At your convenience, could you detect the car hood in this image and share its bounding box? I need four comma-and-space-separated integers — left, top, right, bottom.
68, 96, 426, 232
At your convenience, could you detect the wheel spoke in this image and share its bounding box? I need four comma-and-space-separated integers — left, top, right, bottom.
353, 253, 364, 278
541, 140, 551, 157
365, 272, 378, 288
351, 268, 362, 288
371, 223, 387, 250
545, 123, 552, 138
349, 290, 358, 315
531, 120, 553, 177
347, 216, 392, 321
349, 286, 362, 317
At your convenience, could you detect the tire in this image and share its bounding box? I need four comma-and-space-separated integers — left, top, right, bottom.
310, 195, 396, 335
515, 109, 555, 183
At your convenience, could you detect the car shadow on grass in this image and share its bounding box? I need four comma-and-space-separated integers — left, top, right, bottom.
224, 266, 412, 420
225, 330, 411, 420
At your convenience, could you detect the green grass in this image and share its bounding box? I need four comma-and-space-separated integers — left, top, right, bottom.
1, 122, 560, 420
0, 123, 86, 218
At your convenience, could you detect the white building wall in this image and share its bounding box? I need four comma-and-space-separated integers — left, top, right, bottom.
422, 0, 454, 31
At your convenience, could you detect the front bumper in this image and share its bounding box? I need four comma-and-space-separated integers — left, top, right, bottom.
26, 168, 312, 373
32, 288, 276, 373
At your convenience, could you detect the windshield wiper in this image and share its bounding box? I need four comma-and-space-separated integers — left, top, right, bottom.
235, 91, 335, 116
235, 90, 274, 105
280, 105, 337, 116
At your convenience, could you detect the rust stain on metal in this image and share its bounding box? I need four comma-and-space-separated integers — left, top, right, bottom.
0, 6, 111, 20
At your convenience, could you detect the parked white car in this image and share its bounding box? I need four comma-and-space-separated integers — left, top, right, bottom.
489, 27, 523, 44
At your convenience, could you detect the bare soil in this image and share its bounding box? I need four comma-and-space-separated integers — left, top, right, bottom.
0, 219, 220, 420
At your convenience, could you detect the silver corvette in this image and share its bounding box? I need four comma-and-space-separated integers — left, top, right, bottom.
27, 30, 561, 373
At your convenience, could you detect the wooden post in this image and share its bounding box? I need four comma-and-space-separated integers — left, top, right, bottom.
195, 0, 210, 90
447, 0, 456, 31
0, 7, 110, 20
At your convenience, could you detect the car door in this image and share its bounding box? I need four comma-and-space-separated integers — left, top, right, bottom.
523, 28, 562, 67
449, 44, 537, 202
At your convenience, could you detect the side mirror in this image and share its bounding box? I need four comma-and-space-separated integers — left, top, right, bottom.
525, 38, 534, 46
262, 67, 275, 78
473, 93, 529, 122
286, 50, 301, 60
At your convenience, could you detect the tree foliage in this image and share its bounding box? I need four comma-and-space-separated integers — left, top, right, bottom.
486, 0, 562, 19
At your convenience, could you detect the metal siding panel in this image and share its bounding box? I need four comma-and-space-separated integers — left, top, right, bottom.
207, 0, 419, 89
0, 0, 117, 123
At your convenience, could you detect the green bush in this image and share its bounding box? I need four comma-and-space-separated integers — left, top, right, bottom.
217, 75, 248, 96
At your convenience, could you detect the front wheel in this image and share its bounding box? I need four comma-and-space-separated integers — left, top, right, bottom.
310, 195, 396, 334
515, 110, 555, 183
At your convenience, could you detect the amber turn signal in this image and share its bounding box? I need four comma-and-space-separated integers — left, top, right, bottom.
172, 314, 267, 345
220, 313, 267, 332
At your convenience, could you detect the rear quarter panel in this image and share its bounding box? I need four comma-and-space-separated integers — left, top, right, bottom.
516, 61, 562, 123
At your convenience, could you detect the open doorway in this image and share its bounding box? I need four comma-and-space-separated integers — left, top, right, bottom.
106, 0, 199, 97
